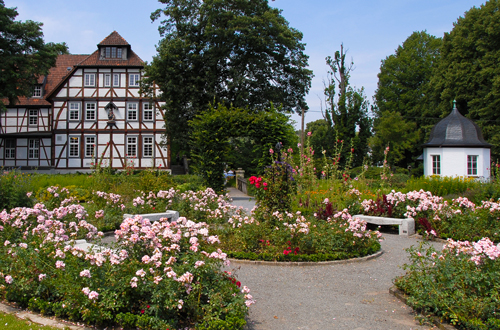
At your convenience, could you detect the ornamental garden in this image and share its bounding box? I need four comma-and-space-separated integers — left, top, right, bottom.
0, 139, 499, 329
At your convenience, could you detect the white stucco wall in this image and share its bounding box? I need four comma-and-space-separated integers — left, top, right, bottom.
424, 147, 490, 179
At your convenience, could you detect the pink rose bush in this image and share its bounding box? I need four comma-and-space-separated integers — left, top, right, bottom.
0, 198, 252, 329
395, 238, 500, 329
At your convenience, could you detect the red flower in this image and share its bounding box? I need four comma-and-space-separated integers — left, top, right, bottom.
236, 281, 241, 287
141, 309, 145, 314
147, 305, 150, 309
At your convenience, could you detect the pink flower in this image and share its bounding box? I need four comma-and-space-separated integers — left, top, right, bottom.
55, 260, 65, 269
82, 287, 90, 295
5, 275, 13, 284
269, 148, 274, 154
88, 291, 99, 300
38, 274, 46, 281
80, 269, 91, 278
307, 131, 312, 136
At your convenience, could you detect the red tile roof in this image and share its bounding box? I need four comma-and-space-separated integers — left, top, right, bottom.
5, 32, 143, 107
98, 31, 130, 46
4, 54, 89, 107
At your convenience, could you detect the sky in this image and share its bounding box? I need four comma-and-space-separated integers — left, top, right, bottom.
6, 0, 487, 128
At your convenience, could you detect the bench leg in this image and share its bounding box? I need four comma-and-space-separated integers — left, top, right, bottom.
399, 219, 415, 236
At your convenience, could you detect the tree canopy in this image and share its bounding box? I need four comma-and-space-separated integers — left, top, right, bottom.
430, 0, 500, 159
0, 0, 68, 111
143, 0, 313, 153
372, 31, 441, 167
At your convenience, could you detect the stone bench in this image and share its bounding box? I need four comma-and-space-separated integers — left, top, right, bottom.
353, 215, 415, 236
123, 211, 179, 222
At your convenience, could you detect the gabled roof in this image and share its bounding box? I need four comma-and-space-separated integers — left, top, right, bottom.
98, 31, 130, 46
423, 103, 491, 148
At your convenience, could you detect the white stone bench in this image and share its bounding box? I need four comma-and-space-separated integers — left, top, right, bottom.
123, 211, 179, 222
353, 215, 415, 236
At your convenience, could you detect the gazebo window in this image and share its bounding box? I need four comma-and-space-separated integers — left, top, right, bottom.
432, 155, 440, 175
467, 155, 478, 176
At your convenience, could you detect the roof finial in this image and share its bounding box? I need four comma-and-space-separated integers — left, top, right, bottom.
453, 99, 457, 109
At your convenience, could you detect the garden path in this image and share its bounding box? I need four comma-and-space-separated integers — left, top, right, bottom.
224, 187, 444, 330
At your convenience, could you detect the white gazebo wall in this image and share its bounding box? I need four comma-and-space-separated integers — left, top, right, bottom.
423, 147, 490, 179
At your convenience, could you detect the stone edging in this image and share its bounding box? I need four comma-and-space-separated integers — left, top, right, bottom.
0, 301, 90, 330
229, 249, 384, 266
389, 286, 457, 330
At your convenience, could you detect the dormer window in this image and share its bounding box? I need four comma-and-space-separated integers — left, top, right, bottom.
104, 47, 123, 59
33, 85, 42, 97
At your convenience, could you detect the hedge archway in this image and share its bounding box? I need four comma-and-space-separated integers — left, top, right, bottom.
189, 104, 296, 192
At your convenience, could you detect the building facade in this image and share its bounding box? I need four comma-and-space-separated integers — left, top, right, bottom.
0, 32, 169, 173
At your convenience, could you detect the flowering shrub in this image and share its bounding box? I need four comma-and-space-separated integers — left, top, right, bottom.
0, 204, 252, 329
361, 189, 500, 241
395, 240, 500, 329
218, 206, 381, 261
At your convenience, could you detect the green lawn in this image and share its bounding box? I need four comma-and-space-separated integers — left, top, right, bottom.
0, 312, 69, 330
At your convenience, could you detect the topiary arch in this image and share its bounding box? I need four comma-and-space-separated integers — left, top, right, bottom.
189, 103, 296, 192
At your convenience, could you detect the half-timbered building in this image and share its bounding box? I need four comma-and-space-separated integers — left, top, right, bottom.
0, 31, 169, 173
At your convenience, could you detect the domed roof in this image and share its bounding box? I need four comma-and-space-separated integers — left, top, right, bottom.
423, 102, 491, 148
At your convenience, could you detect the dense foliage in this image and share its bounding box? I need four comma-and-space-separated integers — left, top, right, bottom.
189, 104, 297, 192
143, 0, 313, 153
430, 0, 500, 160
0, 0, 68, 111
372, 31, 441, 167
395, 241, 500, 329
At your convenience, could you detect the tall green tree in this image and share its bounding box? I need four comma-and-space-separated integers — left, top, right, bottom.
322, 45, 371, 167
430, 0, 500, 159
369, 110, 419, 167
0, 0, 68, 111
373, 31, 441, 167
143, 0, 313, 153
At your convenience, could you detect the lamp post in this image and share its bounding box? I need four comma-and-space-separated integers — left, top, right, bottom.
275, 142, 282, 162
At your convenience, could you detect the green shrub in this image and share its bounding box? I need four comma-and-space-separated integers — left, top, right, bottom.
0, 169, 34, 211
395, 241, 500, 330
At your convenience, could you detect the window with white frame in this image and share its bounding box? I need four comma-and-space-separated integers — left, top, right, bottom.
127, 136, 137, 157
85, 136, 96, 158
28, 139, 39, 159
84, 73, 96, 87
85, 103, 96, 121
28, 109, 38, 126
69, 136, 79, 157
33, 85, 42, 97
104, 74, 111, 87
143, 136, 154, 157
69, 102, 80, 121
467, 155, 478, 176
129, 74, 140, 87
113, 73, 120, 87
5, 139, 15, 159
143, 103, 154, 121
432, 155, 441, 175
127, 103, 138, 121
